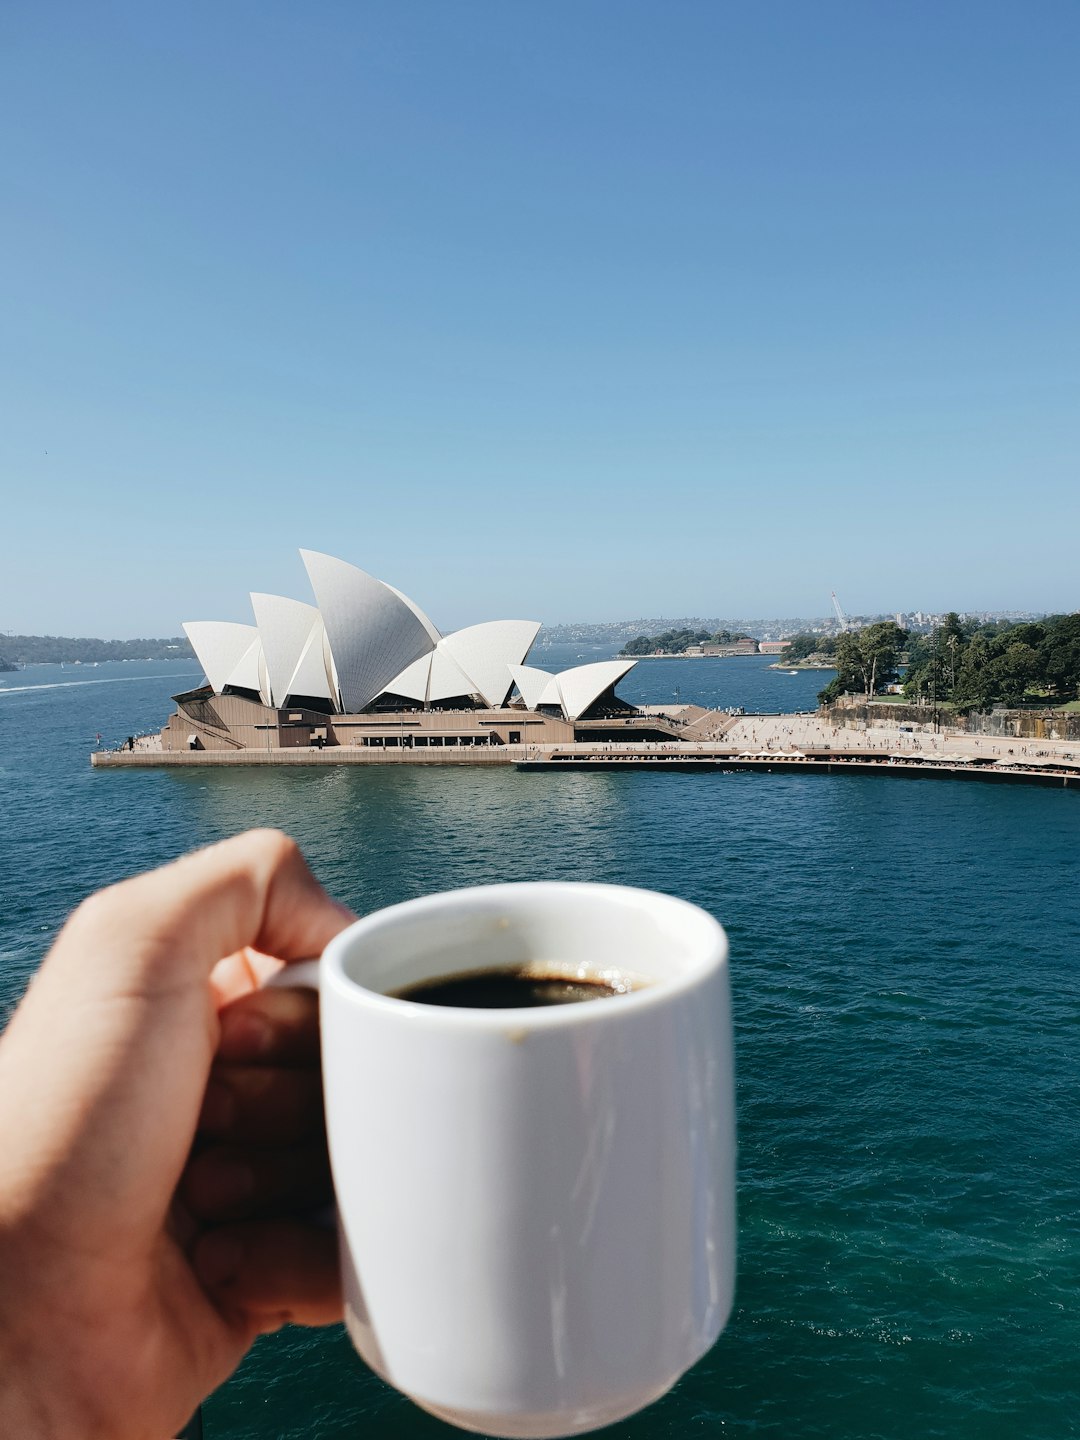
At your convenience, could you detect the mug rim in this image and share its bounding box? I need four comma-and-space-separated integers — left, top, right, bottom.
319, 880, 727, 1029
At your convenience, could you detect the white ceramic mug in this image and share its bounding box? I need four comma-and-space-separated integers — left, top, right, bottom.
278, 881, 735, 1438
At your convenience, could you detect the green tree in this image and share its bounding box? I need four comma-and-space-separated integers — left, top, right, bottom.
819, 622, 904, 702
937, 614, 965, 696
950, 634, 995, 712
1007, 622, 1047, 651
1041, 614, 1080, 699
619, 628, 712, 656
854, 622, 904, 699
902, 616, 966, 706
784, 633, 822, 662
898, 612, 1078, 714
990, 642, 1042, 706
901, 632, 936, 702
949, 629, 1043, 712
622, 635, 654, 656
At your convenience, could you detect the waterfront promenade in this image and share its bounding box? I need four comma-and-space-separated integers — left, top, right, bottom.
720, 713, 1080, 764
91, 711, 1080, 787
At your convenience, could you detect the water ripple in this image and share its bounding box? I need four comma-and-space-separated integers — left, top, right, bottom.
2, 663, 1079, 1437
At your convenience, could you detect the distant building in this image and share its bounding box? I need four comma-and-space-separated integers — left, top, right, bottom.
758, 640, 790, 655
159, 550, 673, 754
694, 638, 758, 656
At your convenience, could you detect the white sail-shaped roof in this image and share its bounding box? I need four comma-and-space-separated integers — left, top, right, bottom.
383, 621, 540, 707
385, 582, 442, 646
250, 594, 327, 707
508, 659, 636, 719
286, 619, 334, 704
555, 659, 637, 720
441, 620, 541, 708
183, 554, 548, 716
538, 673, 562, 707
322, 626, 340, 704
301, 550, 438, 713
224, 637, 270, 705
382, 651, 432, 703
427, 647, 478, 702
383, 649, 478, 704
183, 622, 260, 695
509, 664, 556, 710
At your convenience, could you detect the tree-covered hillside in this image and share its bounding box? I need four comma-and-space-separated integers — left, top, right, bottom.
0, 635, 195, 665
817, 613, 1080, 711
620, 627, 752, 655
900, 613, 1080, 711
783, 633, 838, 662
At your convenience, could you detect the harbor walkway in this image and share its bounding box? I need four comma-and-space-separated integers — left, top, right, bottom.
91, 712, 1080, 788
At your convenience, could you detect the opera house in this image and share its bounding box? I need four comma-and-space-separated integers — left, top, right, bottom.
161, 550, 667, 754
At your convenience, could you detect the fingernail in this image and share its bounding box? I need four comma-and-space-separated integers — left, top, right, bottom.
196, 1230, 246, 1288
220, 1009, 273, 1058
198, 1080, 236, 1132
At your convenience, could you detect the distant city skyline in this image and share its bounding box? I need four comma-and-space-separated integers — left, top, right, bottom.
0, 586, 1073, 647
3, 607, 1058, 654
2, 3, 1078, 637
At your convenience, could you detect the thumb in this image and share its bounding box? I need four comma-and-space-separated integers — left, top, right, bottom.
0, 831, 354, 1241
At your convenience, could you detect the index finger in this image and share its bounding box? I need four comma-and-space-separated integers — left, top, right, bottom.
48, 829, 355, 1003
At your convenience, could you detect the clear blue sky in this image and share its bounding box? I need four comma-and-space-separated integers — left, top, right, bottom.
2, 1, 1077, 637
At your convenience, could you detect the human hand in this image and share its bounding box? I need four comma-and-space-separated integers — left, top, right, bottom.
0, 830, 356, 1439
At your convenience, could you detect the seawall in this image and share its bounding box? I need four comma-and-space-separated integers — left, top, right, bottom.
826, 700, 1080, 741
91, 745, 527, 767
90, 744, 1080, 789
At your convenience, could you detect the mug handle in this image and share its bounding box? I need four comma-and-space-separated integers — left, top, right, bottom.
265, 958, 320, 990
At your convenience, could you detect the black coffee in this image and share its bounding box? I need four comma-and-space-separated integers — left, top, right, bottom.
392, 966, 629, 1009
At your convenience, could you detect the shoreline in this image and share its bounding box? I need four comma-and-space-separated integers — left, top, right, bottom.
91, 735, 1080, 790
90, 706, 1080, 791
518, 753, 1080, 788
767, 661, 833, 670
90, 746, 1080, 789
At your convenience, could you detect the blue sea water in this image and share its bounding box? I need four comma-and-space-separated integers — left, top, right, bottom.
2, 659, 1080, 1439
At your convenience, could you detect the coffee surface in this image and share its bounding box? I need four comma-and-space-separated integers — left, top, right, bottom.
392, 966, 629, 1009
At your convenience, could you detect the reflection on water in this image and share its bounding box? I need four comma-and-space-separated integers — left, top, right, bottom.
169, 765, 632, 914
